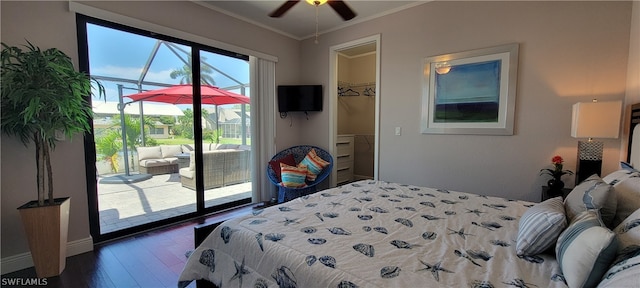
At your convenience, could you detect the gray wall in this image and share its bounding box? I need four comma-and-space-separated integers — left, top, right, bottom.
298, 1, 634, 201
1, 0, 638, 270
0, 0, 300, 264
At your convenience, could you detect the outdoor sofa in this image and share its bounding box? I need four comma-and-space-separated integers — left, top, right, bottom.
178, 144, 251, 190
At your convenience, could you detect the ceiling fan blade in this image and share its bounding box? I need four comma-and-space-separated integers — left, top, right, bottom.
327, 0, 356, 21
269, 0, 300, 18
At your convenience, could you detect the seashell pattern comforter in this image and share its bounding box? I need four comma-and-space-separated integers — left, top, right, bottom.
179, 180, 567, 288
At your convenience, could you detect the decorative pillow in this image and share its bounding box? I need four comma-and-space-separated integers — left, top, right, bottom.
597, 253, 640, 288
555, 210, 618, 288
564, 174, 616, 226
516, 197, 567, 256
269, 154, 297, 182
603, 168, 640, 186
620, 161, 639, 172
613, 208, 640, 256
136, 146, 162, 161
160, 145, 182, 158
299, 148, 330, 182
610, 175, 640, 227
280, 163, 308, 188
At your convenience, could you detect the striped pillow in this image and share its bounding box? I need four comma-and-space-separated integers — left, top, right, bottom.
280, 163, 308, 188
555, 210, 618, 288
299, 148, 330, 182
516, 197, 567, 256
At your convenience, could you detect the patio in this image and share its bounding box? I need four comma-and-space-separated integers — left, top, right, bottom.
98, 172, 251, 233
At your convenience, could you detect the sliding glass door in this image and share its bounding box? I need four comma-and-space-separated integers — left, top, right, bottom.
78, 15, 251, 242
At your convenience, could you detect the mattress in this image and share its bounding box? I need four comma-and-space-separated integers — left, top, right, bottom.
179, 180, 566, 287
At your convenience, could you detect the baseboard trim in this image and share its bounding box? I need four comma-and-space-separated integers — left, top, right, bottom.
1, 237, 93, 275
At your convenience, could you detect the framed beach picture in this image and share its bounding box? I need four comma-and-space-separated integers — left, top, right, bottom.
421, 43, 519, 135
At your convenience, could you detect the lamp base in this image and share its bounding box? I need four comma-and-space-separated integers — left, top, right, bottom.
575, 141, 603, 185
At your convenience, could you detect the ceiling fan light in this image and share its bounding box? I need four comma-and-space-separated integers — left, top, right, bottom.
306, 0, 328, 6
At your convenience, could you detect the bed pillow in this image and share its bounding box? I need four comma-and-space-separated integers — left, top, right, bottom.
555, 209, 618, 288
564, 174, 616, 227
609, 175, 640, 227
597, 254, 640, 288
603, 168, 639, 186
280, 163, 308, 188
269, 154, 297, 182
620, 161, 639, 172
516, 197, 567, 256
299, 148, 330, 182
613, 208, 640, 256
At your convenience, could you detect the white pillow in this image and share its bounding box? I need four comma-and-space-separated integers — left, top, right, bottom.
613, 208, 640, 256
160, 145, 182, 158
555, 210, 618, 288
516, 197, 567, 256
597, 254, 640, 288
136, 146, 162, 161
610, 175, 640, 228
564, 174, 616, 227
603, 169, 639, 185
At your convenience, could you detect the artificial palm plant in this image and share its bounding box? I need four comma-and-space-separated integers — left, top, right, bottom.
1, 41, 104, 277
1, 41, 104, 206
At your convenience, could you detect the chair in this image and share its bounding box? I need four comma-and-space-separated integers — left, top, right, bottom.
267, 145, 333, 203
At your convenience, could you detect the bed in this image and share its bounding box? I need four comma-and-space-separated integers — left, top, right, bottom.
178, 103, 640, 288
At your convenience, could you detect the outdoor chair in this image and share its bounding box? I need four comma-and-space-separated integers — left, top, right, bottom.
267, 145, 333, 203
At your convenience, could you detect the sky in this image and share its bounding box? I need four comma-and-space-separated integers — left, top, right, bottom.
86, 23, 250, 107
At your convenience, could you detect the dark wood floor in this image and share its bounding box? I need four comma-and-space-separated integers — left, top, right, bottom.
1, 205, 254, 288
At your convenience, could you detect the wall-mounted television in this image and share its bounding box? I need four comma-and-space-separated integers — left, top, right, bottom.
277, 85, 323, 113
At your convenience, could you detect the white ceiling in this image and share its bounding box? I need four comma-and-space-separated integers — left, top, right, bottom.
192, 1, 426, 40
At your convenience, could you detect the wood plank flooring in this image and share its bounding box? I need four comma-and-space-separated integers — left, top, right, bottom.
1, 205, 254, 288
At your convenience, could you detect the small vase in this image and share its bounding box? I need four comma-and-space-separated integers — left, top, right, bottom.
547, 177, 565, 194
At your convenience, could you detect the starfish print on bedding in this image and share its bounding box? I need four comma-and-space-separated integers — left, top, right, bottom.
502, 278, 537, 288
416, 260, 453, 281
328, 202, 343, 208
466, 209, 485, 216
280, 217, 299, 226
230, 257, 250, 288
447, 227, 474, 239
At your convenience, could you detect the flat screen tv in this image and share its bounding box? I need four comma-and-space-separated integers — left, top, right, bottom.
277, 85, 323, 112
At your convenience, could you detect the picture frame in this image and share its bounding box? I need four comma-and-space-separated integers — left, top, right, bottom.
421, 43, 519, 135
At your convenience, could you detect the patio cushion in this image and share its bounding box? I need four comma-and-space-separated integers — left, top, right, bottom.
218, 144, 240, 150
137, 146, 162, 161
161, 145, 182, 158
140, 158, 172, 167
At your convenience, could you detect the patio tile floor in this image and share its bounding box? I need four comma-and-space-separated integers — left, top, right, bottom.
98, 173, 251, 233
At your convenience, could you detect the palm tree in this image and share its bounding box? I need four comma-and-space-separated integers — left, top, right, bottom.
95, 130, 122, 173
169, 55, 216, 85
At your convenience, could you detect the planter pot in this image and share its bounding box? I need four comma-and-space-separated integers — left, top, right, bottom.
17, 197, 70, 278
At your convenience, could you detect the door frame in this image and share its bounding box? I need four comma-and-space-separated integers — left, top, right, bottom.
328, 34, 381, 186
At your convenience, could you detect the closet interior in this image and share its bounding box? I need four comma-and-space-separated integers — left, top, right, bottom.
336, 47, 376, 185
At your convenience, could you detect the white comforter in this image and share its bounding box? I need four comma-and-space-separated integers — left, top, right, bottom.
179, 180, 567, 287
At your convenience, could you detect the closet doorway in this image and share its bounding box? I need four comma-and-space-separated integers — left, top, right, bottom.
329, 35, 380, 187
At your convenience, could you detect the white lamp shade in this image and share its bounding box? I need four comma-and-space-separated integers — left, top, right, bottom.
571, 100, 622, 139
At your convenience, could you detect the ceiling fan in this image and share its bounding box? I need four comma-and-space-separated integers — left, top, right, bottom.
269, 0, 357, 21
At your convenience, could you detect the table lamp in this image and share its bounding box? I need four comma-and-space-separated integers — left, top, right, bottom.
571, 99, 622, 184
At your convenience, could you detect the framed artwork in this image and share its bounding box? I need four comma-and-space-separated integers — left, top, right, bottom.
421, 43, 519, 135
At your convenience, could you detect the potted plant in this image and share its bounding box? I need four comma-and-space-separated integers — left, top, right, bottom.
1, 41, 104, 277
540, 155, 574, 195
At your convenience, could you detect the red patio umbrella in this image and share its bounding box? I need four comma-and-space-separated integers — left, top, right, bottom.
125, 84, 250, 105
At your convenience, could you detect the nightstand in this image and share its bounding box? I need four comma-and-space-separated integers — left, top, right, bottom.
541, 186, 572, 202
